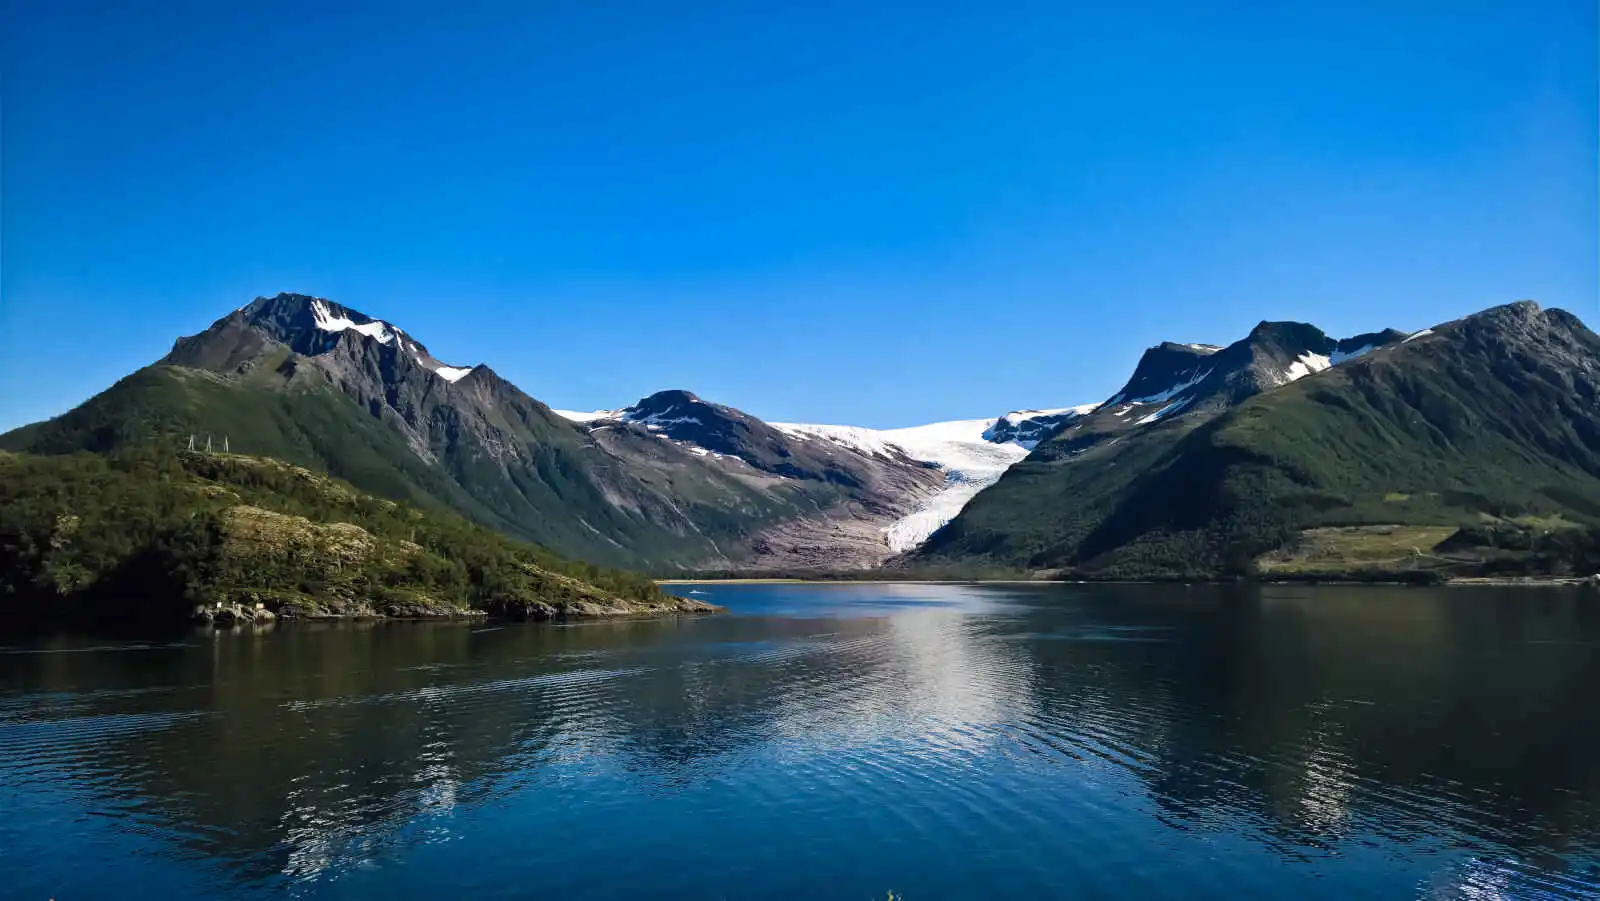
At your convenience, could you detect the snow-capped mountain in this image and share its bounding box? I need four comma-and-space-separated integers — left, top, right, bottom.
15, 289, 1484, 577
981, 405, 1100, 447
916, 301, 1600, 579
555, 389, 933, 489
151, 293, 949, 570
305, 298, 475, 382
170, 294, 479, 384
1032, 322, 1414, 460
556, 402, 1096, 554
553, 320, 1416, 560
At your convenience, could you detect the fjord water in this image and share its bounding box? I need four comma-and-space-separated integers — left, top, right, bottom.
2, 585, 1597, 900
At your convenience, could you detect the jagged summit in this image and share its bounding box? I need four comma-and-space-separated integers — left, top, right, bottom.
1105, 342, 1219, 407
1102, 319, 1409, 415
1152, 340, 1222, 354
919, 299, 1600, 577
619, 389, 713, 425
171, 292, 478, 384
982, 405, 1099, 447
565, 388, 909, 490
8, 292, 1585, 576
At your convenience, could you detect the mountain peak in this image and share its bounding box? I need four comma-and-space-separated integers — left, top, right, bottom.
1244, 320, 1330, 348
1155, 341, 1222, 355
174, 293, 477, 384
634, 388, 704, 407
1105, 341, 1218, 406
620, 390, 716, 425
1078, 316, 1410, 447
240, 292, 404, 348
1446, 300, 1597, 365
982, 405, 1098, 447
1468, 299, 1544, 327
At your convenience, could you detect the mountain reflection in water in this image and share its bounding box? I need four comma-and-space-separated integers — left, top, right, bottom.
2, 583, 1597, 900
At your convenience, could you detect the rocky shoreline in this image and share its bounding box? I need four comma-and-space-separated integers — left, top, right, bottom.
193, 594, 721, 627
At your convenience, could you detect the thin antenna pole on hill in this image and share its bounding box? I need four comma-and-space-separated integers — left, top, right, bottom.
187, 435, 196, 452
224, 435, 230, 454
205, 436, 213, 454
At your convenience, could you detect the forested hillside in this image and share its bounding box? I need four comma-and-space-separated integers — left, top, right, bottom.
0, 449, 713, 626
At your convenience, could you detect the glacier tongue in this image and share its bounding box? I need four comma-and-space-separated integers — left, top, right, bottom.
555, 406, 1084, 552
878, 440, 1030, 550
773, 418, 1034, 551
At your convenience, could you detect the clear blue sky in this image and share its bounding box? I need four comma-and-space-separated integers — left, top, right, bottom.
3, 0, 1595, 431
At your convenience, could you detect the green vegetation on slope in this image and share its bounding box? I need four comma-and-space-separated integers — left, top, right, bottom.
0, 364, 737, 570
0, 448, 705, 627
2, 366, 491, 515
921, 303, 1600, 580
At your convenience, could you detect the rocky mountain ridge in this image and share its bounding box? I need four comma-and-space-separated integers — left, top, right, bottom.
8, 293, 1591, 580
917, 301, 1600, 580
9, 294, 972, 569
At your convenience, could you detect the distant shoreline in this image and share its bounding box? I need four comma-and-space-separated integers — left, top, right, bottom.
656, 578, 1049, 585
659, 576, 1598, 588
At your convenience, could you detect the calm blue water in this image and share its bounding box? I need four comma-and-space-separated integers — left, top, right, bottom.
2, 583, 1598, 899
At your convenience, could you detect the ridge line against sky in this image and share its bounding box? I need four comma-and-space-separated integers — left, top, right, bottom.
2, 0, 1595, 432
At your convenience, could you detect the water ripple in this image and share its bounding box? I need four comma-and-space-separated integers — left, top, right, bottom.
1, 584, 1597, 899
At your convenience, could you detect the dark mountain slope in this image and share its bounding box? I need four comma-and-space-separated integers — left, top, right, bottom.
565, 390, 946, 567
2, 297, 779, 568
3, 294, 944, 571
1099, 321, 1403, 420
982, 406, 1098, 446
919, 302, 1600, 577
1024, 321, 1409, 468
608, 389, 872, 485
1, 366, 492, 519
577, 390, 940, 507
0, 361, 740, 568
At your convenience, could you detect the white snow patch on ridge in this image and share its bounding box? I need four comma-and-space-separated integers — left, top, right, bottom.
1331, 343, 1375, 364
312, 300, 396, 345
432, 365, 473, 383
1403, 328, 1434, 343
995, 404, 1097, 426
309, 299, 475, 382
1282, 341, 1395, 384
1281, 352, 1332, 384
1109, 368, 1213, 406
980, 403, 1100, 445
770, 422, 896, 457
555, 403, 713, 453
1135, 397, 1192, 425
628, 413, 703, 429
554, 409, 619, 423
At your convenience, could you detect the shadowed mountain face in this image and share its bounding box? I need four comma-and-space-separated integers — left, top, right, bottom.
2, 294, 948, 571
167, 294, 474, 383
981, 405, 1099, 447
919, 302, 1600, 576
596, 389, 920, 489
1052, 321, 1411, 455
6, 294, 1597, 579
566, 389, 951, 568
